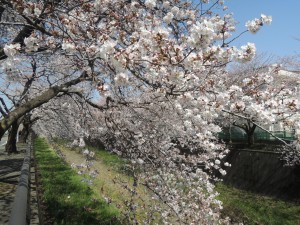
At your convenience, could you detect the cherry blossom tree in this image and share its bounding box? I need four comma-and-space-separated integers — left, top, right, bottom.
0, 52, 91, 154
0, 0, 281, 223
31, 94, 96, 142
221, 62, 299, 145
0, 58, 39, 153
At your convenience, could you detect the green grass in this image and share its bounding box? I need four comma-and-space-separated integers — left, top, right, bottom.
56, 142, 160, 223
34, 137, 121, 225
93, 148, 134, 178
53, 138, 128, 172
38, 138, 300, 224
53, 141, 165, 224
216, 183, 300, 225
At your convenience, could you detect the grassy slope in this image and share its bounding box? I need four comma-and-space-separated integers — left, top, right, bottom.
216, 183, 300, 225
34, 138, 121, 225
36, 137, 300, 224
56, 143, 160, 224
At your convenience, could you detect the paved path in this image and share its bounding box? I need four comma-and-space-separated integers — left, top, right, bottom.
0, 135, 37, 225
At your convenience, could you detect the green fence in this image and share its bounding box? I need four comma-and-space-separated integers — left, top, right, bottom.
219, 127, 296, 142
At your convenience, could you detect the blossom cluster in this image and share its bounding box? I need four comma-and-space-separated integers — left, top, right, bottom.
246, 14, 272, 34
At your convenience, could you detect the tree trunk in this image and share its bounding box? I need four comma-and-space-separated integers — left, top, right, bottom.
19, 115, 31, 143
5, 121, 19, 154
19, 127, 29, 143
233, 121, 256, 146
247, 131, 255, 146
246, 123, 257, 146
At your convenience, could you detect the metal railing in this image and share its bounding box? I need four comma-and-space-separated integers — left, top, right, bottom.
8, 144, 31, 225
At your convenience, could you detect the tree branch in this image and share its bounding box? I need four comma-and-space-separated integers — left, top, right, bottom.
0, 97, 9, 114
0, 71, 90, 138
0, 5, 5, 20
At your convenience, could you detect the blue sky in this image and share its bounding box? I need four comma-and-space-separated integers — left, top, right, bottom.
224, 0, 300, 57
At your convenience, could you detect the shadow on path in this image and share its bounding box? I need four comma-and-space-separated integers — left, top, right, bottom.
0, 144, 25, 225
0, 158, 24, 184
0, 183, 17, 225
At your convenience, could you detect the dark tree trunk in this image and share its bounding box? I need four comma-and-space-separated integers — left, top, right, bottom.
19, 115, 31, 143
19, 127, 29, 143
19, 114, 40, 143
5, 121, 19, 154
233, 121, 257, 146
246, 123, 257, 146
247, 131, 255, 146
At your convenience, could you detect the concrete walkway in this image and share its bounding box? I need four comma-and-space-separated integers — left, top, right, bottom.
0, 136, 38, 225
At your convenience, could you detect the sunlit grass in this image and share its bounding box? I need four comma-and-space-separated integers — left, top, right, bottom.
34, 138, 121, 225
216, 183, 300, 225
54, 141, 163, 224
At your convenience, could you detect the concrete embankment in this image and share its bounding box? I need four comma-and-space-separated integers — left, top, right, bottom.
223, 148, 300, 201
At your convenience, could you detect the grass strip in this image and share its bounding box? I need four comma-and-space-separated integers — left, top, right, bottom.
55, 141, 160, 224
34, 137, 121, 225
216, 183, 300, 225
